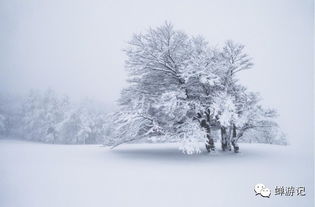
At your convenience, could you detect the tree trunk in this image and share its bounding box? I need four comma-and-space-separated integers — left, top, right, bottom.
221, 126, 227, 151
231, 124, 239, 153
200, 119, 214, 152
205, 133, 215, 152
226, 127, 232, 151
195, 112, 215, 152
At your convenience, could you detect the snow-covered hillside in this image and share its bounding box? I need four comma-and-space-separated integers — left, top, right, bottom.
0, 139, 313, 207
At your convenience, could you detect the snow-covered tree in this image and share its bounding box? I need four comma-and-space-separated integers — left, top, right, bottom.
19, 90, 109, 144
0, 113, 6, 136
0, 94, 22, 138
21, 89, 69, 143
57, 102, 108, 144
108, 23, 285, 154
107, 23, 216, 152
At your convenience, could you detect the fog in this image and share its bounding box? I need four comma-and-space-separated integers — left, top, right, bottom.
0, 0, 313, 148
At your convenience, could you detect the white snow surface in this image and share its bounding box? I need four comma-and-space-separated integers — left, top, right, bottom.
0, 139, 313, 207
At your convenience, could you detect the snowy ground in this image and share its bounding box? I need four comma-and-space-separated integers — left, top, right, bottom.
0, 139, 313, 207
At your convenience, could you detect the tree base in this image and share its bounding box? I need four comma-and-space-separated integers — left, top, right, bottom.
205, 144, 215, 152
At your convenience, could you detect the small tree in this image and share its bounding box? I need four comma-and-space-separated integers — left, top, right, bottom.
0, 113, 6, 136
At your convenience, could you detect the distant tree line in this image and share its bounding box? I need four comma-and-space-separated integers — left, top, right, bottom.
0, 90, 110, 144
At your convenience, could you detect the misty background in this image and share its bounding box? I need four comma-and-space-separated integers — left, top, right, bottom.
0, 0, 313, 149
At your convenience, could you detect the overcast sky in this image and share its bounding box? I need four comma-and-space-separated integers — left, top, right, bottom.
0, 0, 313, 147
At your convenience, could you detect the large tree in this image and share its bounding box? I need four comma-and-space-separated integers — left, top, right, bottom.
108, 23, 285, 154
